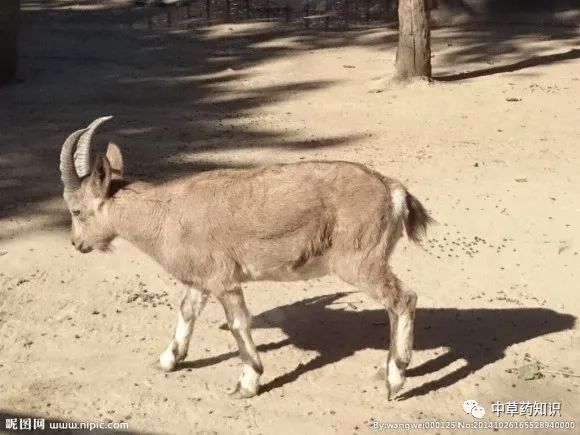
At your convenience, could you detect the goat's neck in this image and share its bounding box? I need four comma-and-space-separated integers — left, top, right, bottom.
107, 182, 167, 260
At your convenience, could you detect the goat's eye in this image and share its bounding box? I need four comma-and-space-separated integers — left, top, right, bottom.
72, 210, 81, 217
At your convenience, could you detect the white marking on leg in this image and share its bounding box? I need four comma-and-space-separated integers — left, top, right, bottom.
159, 343, 177, 372
396, 313, 413, 362
232, 317, 241, 331
239, 364, 260, 394
174, 311, 193, 355
387, 357, 404, 395
239, 323, 262, 376
387, 358, 403, 386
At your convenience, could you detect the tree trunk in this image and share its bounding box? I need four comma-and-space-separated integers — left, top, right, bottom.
395, 0, 431, 80
0, 0, 20, 84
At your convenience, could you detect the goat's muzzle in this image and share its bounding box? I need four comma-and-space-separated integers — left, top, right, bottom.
71, 239, 93, 254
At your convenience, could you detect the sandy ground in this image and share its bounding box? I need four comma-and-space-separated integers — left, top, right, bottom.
1, 1, 579, 434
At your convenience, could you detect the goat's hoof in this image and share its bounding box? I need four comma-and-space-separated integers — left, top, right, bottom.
386, 358, 407, 400
229, 382, 258, 399
387, 377, 405, 401
159, 349, 177, 372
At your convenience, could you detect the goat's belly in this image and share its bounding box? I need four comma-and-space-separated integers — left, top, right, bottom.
243, 257, 328, 282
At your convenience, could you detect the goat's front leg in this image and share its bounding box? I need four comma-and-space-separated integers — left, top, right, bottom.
159, 286, 208, 372
218, 287, 263, 398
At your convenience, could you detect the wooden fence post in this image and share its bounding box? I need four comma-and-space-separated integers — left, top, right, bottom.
225, 0, 231, 21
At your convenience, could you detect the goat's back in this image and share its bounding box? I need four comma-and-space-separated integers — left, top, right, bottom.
156, 161, 406, 284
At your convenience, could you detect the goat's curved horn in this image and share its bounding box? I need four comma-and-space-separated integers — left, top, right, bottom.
60, 128, 89, 192
74, 116, 113, 178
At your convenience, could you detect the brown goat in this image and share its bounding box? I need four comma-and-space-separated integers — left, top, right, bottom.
59, 117, 433, 399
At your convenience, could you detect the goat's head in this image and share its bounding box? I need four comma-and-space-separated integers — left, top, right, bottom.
59, 116, 124, 253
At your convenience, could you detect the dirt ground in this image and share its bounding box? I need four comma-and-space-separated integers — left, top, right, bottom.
1, 1, 579, 434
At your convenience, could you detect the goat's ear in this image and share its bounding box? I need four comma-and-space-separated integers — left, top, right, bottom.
90, 154, 112, 198
105, 142, 124, 180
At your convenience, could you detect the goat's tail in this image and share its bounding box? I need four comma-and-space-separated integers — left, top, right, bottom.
404, 192, 434, 242
390, 184, 435, 243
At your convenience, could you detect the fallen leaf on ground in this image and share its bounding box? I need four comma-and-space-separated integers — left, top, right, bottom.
517, 362, 544, 381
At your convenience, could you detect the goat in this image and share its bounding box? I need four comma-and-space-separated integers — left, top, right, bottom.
59, 117, 433, 399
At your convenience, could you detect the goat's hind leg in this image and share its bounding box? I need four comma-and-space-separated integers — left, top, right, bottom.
384, 276, 417, 400
358, 266, 417, 400
218, 287, 263, 399
159, 286, 208, 371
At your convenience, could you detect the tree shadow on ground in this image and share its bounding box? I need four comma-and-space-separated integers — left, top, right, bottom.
434, 47, 580, 81
179, 292, 576, 398
431, 22, 579, 77
1, 1, 578, 236
1, 2, 386, 235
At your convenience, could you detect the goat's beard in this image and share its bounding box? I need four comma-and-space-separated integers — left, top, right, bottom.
96, 236, 115, 253
98, 244, 113, 253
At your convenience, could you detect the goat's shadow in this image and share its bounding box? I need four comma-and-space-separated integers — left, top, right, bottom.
179, 292, 576, 399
